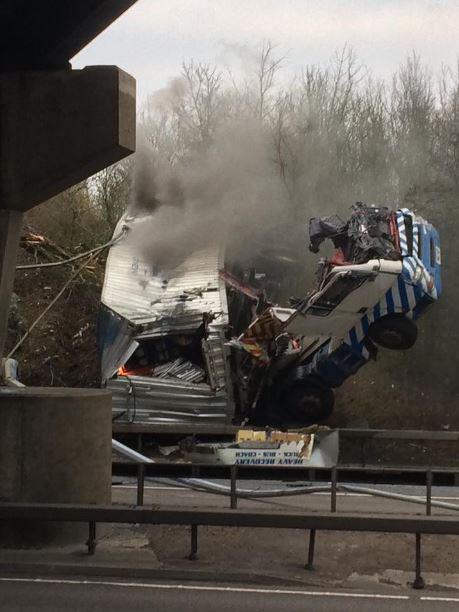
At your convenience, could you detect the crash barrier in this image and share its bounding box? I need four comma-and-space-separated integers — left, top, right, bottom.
129, 463, 458, 513
111, 439, 458, 588
0, 501, 457, 590
111, 435, 458, 513
117, 458, 458, 590
112, 439, 153, 506
112, 425, 459, 480
111, 428, 458, 532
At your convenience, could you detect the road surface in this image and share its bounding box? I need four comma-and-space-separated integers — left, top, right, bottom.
0, 577, 458, 612
113, 477, 459, 515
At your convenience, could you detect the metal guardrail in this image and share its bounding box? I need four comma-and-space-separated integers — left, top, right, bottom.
112, 439, 153, 506
0, 501, 457, 589
112, 424, 459, 439
113, 458, 457, 589
1, 458, 457, 588
127, 462, 454, 509
112, 426, 459, 479
2, 432, 457, 589
112, 439, 154, 465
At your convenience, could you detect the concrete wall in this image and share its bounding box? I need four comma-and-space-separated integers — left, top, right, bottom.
0, 387, 112, 546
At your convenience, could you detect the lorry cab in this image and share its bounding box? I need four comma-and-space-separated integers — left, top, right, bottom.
286, 206, 441, 356
254, 205, 442, 426
285, 259, 402, 347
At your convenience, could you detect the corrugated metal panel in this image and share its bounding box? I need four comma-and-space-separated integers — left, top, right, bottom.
202, 331, 229, 391
101, 215, 229, 331
109, 375, 230, 424
98, 305, 138, 382
101, 215, 234, 423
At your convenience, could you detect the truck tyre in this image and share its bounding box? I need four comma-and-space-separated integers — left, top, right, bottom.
283, 382, 334, 426
368, 314, 417, 350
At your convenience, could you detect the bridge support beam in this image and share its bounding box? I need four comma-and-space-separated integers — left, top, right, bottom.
0, 64, 135, 546
0, 65, 135, 357
0, 211, 23, 359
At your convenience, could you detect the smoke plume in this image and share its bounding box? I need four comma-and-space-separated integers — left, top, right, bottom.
128, 120, 301, 270
126, 47, 442, 287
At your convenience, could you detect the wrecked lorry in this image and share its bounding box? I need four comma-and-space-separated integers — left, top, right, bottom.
99, 203, 441, 427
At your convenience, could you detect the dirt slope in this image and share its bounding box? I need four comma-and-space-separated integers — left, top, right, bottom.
6, 232, 103, 388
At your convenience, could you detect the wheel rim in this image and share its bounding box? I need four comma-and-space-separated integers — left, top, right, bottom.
379, 328, 404, 347
297, 393, 321, 415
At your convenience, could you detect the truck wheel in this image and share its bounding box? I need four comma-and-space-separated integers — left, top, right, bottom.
283, 383, 334, 426
368, 315, 417, 350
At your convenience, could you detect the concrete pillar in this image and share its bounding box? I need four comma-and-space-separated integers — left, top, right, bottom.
0, 387, 112, 546
0, 6, 138, 549
0, 210, 23, 358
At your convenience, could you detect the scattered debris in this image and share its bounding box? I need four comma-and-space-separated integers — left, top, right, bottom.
181, 428, 339, 467
0, 358, 24, 387
309, 203, 400, 263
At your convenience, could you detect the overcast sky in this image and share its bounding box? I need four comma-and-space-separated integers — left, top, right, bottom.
72, 0, 459, 100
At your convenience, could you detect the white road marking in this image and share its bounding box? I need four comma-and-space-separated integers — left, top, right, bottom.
421, 596, 459, 602
0, 577, 410, 600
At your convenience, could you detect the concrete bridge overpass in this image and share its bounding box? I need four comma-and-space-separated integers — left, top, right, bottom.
0, 0, 138, 356
0, 0, 139, 544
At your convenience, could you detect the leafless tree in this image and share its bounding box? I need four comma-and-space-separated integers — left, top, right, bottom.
255, 41, 285, 120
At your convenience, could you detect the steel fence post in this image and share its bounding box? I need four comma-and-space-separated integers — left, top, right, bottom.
426, 470, 433, 516
305, 529, 316, 570
230, 465, 238, 509
412, 533, 425, 589
331, 467, 338, 513
87, 521, 97, 555
189, 524, 198, 560
137, 463, 145, 506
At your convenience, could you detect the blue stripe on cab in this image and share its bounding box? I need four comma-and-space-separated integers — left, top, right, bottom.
361, 315, 369, 335
397, 276, 410, 311
349, 327, 359, 349
386, 289, 395, 313
413, 283, 423, 301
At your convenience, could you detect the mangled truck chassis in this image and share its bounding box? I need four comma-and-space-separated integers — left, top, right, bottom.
99, 203, 441, 427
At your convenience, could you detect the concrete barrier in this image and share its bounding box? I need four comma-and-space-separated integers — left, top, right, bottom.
0, 387, 112, 546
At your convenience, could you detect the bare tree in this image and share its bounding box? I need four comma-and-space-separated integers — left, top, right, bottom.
255, 41, 285, 120
91, 161, 132, 235
391, 52, 436, 191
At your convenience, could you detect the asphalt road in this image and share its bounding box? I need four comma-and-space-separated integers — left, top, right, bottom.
0, 578, 458, 611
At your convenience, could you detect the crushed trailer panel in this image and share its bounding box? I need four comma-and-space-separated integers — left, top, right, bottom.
99, 214, 234, 424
